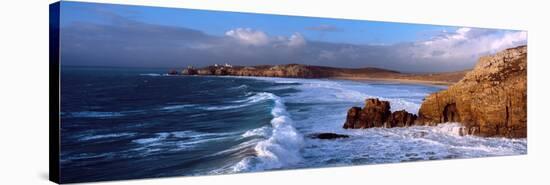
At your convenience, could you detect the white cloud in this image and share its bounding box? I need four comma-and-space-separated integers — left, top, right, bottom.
287, 33, 306, 47
412, 27, 527, 60
489, 31, 527, 51
225, 28, 306, 48
225, 28, 269, 46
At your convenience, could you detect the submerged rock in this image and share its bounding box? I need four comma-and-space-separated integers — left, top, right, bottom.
309, 133, 350, 139
417, 45, 527, 138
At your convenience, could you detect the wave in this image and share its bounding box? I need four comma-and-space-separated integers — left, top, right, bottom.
139, 73, 172, 77
62, 111, 125, 118
232, 84, 249, 90
230, 93, 304, 172
242, 126, 271, 138
200, 92, 275, 111
78, 132, 137, 141
252, 77, 429, 114
139, 73, 162, 76
160, 104, 195, 111
131, 130, 239, 155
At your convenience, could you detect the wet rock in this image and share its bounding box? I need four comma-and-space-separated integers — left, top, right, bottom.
309, 133, 350, 139
343, 98, 393, 129
363, 98, 392, 128
343, 107, 362, 129
387, 110, 417, 128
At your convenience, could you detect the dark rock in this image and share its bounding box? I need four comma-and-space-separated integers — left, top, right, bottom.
363, 98, 392, 128
343, 99, 417, 129
168, 69, 179, 75
309, 133, 350, 139
343, 107, 361, 129
344, 98, 392, 129
386, 110, 417, 128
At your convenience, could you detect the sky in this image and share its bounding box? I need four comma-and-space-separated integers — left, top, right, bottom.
59, 1, 527, 72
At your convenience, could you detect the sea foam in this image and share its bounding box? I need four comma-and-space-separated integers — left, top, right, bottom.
231, 92, 304, 172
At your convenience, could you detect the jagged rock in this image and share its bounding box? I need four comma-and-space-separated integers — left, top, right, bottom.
417, 45, 527, 138
362, 98, 392, 128
343, 98, 393, 129
309, 133, 350, 139
343, 107, 362, 129
386, 110, 417, 128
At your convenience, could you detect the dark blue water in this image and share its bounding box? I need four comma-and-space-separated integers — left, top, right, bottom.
59, 66, 527, 183
60, 66, 298, 183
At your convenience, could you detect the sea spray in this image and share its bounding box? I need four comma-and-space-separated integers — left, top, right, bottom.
232, 92, 304, 172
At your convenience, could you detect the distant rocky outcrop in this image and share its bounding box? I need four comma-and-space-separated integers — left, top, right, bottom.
181, 68, 197, 75
173, 63, 468, 85
343, 98, 416, 129
176, 63, 406, 79
417, 45, 527, 138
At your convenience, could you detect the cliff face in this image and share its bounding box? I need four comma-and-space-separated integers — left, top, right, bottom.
417, 45, 527, 138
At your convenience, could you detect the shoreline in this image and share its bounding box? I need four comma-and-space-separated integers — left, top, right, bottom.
330, 76, 455, 87
172, 74, 455, 87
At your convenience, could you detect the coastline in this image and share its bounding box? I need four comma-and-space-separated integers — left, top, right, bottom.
173, 64, 467, 87
330, 76, 455, 87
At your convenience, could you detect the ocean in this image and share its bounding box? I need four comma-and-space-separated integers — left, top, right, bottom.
59, 66, 527, 183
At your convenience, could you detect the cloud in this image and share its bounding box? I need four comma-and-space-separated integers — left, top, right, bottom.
411, 27, 527, 61
287, 33, 306, 47
60, 9, 526, 72
306, 24, 342, 32
225, 28, 269, 46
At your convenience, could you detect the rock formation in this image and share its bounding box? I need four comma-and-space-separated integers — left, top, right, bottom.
173, 63, 467, 85
181, 68, 197, 75
387, 110, 417, 128
309, 133, 350, 139
417, 45, 527, 138
343, 98, 416, 129
176, 64, 408, 79
342, 45, 527, 138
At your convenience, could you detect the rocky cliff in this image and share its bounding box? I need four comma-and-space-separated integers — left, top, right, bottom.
417, 45, 527, 138
343, 45, 527, 138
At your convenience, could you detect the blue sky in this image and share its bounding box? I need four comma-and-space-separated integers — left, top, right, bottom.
60, 2, 454, 45
59, 1, 527, 72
